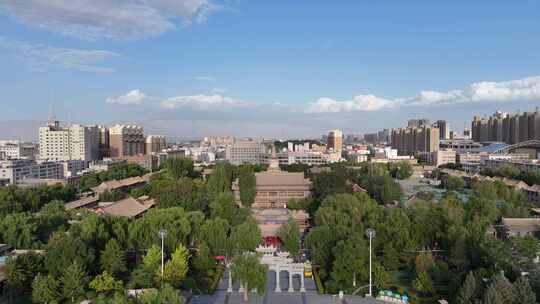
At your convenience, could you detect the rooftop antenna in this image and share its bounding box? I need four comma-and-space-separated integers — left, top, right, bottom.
47, 104, 57, 126
49, 88, 54, 120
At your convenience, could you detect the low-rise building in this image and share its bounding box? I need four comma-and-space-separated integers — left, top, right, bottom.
88, 159, 127, 173
0, 159, 64, 184
0, 178, 9, 187
347, 152, 368, 163
119, 154, 158, 171
225, 140, 266, 165
91, 173, 154, 194
270, 151, 341, 165
0, 140, 37, 160
501, 218, 540, 238
520, 184, 540, 205
65, 195, 100, 210
370, 155, 417, 164
422, 149, 456, 167
95, 195, 155, 218
61, 160, 87, 177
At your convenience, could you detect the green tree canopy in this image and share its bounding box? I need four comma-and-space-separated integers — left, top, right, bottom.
5, 252, 44, 296
89, 271, 123, 295
231, 218, 262, 254
513, 276, 536, 304
413, 270, 434, 295
163, 245, 189, 288
164, 156, 194, 179
312, 170, 350, 199
129, 245, 161, 289
277, 219, 300, 257
151, 177, 208, 211
44, 232, 95, 277
32, 274, 60, 304
139, 284, 184, 304
456, 272, 478, 304
0, 212, 38, 249
61, 261, 89, 303
238, 165, 256, 207
209, 193, 249, 227
100, 238, 127, 277
389, 161, 413, 179
207, 163, 233, 197
200, 218, 230, 257
231, 253, 267, 302
128, 207, 192, 252
444, 175, 466, 191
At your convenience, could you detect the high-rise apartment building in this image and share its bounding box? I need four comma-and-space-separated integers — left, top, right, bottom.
377, 129, 392, 143
145, 135, 166, 154
408, 119, 431, 128
39, 118, 99, 162
391, 125, 439, 156
435, 120, 450, 140
471, 109, 540, 144
69, 124, 100, 161
109, 125, 145, 158
363, 133, 378, 144
327, 129, 343, 152
98, 126, 110, 159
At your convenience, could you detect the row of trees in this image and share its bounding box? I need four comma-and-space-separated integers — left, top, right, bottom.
312, 163, 404, 205
456, 271, 536, 304
2, 157, 270, 303
303, 166, 539, 302
439, 174, 532, 218
482, 164, 540, 186
0, 184, 76, 217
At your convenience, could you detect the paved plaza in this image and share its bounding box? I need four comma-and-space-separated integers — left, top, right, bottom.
189, 270, 386, 304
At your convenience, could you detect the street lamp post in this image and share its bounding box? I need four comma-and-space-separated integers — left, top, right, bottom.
365, 228, 376, 297
159, 229, 167, 277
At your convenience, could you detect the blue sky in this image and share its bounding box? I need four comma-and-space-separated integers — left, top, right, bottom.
1, 1, 540, 139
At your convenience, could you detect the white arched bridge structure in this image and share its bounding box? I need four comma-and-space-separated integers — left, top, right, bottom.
491, 140, 540, 154
227, 245, 307, 293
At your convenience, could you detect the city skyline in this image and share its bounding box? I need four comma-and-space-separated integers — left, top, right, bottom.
1, 1, 540, 139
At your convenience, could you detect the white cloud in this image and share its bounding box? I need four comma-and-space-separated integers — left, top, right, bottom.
161, 94, 246, 110
194, 76, 216, 82
306, 95, 396, 113
400, 76, 540, 106
0, 0, 222, 40
212, 87, 228, 93
106, 90, 246, 110
107, 90, 148, 105
0, 36, 119, 72
307, 76, 540, 113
